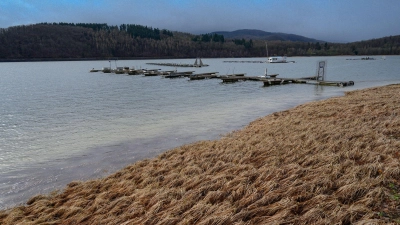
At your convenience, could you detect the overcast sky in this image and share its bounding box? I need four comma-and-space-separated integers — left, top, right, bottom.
1, 0, 399, 43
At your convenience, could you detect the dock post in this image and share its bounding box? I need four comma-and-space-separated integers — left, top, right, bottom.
316, 61, 327, 81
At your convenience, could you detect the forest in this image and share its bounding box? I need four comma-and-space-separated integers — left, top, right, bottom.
0, 22, 399, 61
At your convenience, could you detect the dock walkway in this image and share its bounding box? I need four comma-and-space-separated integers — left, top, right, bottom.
92, 60, 354, 87
164, 71, 195, 78
189, 72, 219, 80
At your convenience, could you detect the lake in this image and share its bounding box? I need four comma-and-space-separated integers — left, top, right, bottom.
1, 56, 399, 209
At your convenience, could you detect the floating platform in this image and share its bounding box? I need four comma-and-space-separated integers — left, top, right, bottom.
188, 72, 219, 80
310, 80, 355, 87
218, 72, 354, 87
220, 73, 277, 83
128, 69, 144, 75
92, 60, 354, 88
261, 77, 295, 86
143, 70, 161, 76
261, 77, 354, 87
223, 60, 296, 63
164, 71, 195, 78
142, 69, 178, 76
219, 74, 247, 82
220, 76, 248, 82
223, 60, 266, 63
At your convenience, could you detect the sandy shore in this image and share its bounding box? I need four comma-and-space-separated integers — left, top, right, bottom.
1, 84, 400, 224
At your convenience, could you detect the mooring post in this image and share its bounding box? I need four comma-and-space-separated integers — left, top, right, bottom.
316, 60, 326, 81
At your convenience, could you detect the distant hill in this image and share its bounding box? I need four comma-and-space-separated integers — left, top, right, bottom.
212, 29, 323, 43
0, 23, 398, 60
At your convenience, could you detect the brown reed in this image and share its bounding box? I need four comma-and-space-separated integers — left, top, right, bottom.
1, 84, 400, 224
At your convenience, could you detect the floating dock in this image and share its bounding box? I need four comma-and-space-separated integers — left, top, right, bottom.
143, 69, 162, 76
128, 69, 145, 75
223, 60, 295, 63
218, 61, 354, 87
188, 72, 219, 80
309, 80, 355, 87
219, 74, 252, 82
91, 60, 354, 88
223, 60, 266, 63
164, 71, 195, 78
220, 75, 353, 87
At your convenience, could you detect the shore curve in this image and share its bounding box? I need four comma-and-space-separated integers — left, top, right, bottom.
1, 84, 400, 224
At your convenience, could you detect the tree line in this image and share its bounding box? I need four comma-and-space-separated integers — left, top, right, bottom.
191, 33, 225, 43
233, 39, 254, 49
0, 23, 399, 60
40, 22, 173, 40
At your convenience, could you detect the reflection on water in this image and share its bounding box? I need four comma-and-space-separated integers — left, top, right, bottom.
1, 56, 399, 209
314, 84, 326, 96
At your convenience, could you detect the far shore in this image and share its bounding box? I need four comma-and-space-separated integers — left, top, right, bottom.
0, 55, 386, 63
0, 56, 186, 63
1, 84, 400, 224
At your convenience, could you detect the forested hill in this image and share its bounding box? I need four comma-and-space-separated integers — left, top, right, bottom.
212, 29, 322, 42
0, 23, 399, 61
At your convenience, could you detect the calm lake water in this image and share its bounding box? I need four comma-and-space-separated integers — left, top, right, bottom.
1, 56, 399, 209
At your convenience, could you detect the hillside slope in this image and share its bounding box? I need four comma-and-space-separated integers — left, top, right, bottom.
1, 84, 400, 224
212, 29, 322, 42
1, 23, 399, 60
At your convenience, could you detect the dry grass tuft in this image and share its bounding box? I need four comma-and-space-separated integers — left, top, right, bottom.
1, 84, 400, 224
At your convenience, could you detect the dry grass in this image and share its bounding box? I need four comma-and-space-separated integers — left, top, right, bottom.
1, 84, 400, 224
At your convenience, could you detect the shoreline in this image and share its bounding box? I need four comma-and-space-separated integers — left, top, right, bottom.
0, 55, 386, 63
0, 56, 185, 63
1, 84, 400, 224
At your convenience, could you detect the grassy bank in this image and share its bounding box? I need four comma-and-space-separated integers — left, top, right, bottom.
1, 84, 400, 224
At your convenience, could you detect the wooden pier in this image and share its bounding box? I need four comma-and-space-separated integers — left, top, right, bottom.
127, 69, 144, 75
188, 72, 219, 80
219, 74, 250, 82
189, 72, 246, 81
220, 75, 353, 87
143, 69, 161, 76
223, 60, 296, 63
92, 60, 354, 88
220, 73, 276, 83
164, 71, 195, 78
309, 80, 355, 87
223, 60, 266, 63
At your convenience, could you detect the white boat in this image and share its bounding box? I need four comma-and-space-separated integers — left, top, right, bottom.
268, 56, 287, 63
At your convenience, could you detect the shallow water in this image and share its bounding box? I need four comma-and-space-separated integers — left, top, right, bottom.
1, 56, 399, 209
